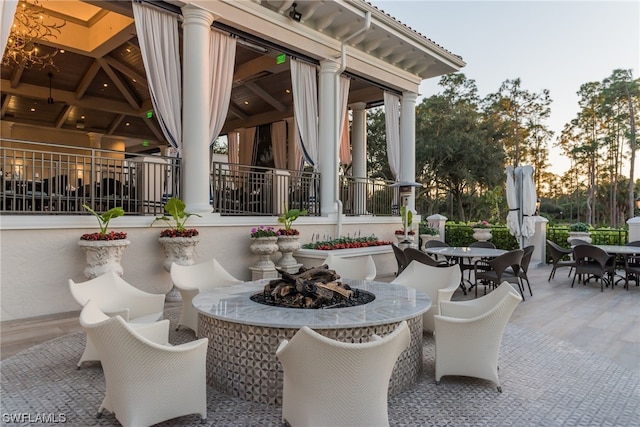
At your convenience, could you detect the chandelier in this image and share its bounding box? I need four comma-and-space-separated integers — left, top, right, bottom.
2, 0, 66, 69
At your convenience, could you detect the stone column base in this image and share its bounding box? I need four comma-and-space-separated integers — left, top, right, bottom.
276, 263, 303, 275
250, 267, 279, 281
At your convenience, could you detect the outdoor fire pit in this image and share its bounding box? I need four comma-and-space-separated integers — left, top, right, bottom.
192, 277, 431, 405
251, 265, 376, 309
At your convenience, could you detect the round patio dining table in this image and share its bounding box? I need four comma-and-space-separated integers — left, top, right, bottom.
424, 246, 507, 293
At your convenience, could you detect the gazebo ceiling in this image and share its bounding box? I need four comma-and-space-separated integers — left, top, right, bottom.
0, 0, 464, 154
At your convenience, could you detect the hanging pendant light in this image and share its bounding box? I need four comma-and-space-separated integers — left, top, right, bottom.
47, 72, 54, 104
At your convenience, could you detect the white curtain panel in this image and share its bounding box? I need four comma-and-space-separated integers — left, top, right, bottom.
1, 0, 18, 55
290, 59, 319, 169
384, 91, 401, 180
505, 166, 521, 238
239, 127, 257, 166
339, 111, 351, 165
271, 121, 287, 169
132, 2, 182, 152
520, 165, 537, 238
293, 117, 303, 170
208, 31, 236, 146
338, 76, 351, 165
227, 131, 239, 165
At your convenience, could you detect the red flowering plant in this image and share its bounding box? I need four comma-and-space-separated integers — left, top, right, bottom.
277, 204, 307, 236
151, 197, 201, 238
470, 220, 491, 229
251, 225, 278, 238
80, 204, 127, 241
302, 235, 392, 250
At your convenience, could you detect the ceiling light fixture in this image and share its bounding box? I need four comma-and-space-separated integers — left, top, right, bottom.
289, 3, 302, 22
2, 0, 66, 69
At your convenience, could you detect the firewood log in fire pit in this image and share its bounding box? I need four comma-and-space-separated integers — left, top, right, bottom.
262, 265, 356, 308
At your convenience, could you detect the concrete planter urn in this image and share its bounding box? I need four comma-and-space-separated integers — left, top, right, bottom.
277, 234, 301, 267
567, 231, 592, 244
158, 236, 200, 302
78, 239, 131, 279
158, 236, 200, 272
472, 228, 492, 242
250, 236, 279, 269
420, 234, 441, 251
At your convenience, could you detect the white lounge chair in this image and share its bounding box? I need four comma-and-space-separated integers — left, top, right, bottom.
391, 261, 461, 333
170, 258, 242, 335
434, 281, 522, 392
69, 272, 165, 367
276, 321, 410, 427
323, 253, 376, 280
79, 300, 208, 427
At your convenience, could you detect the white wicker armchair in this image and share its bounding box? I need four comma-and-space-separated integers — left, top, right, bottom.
69, 272, 165, 368
434, 281, 522, 392
170, 258, 242, 335
79, 300, 208, 427
276, 321, 410, 427
323, 253, 377, 280
390, 261, 461, 333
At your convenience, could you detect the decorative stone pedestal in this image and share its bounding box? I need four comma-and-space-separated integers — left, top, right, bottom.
276, 235, 301, 268
276, 263, 303, 275
159, 236, 200, 302
250, 236, 279, 280
250, 266, 279, 281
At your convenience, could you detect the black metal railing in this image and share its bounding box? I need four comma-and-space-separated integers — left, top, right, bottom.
340, 176, 397, 216
211, 162, 320, 216
1, 139, 178, 215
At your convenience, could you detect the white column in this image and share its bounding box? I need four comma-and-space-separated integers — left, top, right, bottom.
350, 102, 367, 179
350, 102, 367, 215
181, 5, 214, 214
628, 217, 640, 243
318, 59, 340, 216
400, 91, 417, 211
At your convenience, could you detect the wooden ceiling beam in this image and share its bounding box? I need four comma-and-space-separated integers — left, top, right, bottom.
2, 79, 146, 116
107, 114, 125, 135
244, 81, 286, 112
97, 57, 140, 109
54, 105, 72, 128
75, 60, 101, 99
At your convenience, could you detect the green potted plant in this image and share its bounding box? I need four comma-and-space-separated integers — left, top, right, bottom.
78, 204, 130, 279
277, 204, 308, 236
152, 197, 202, 287
419, 221, 440, 251
275, 204, 308, 269
396, 206, 415, 247
151, 197, 201, 238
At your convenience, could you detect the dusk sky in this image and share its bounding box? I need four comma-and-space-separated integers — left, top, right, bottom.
370, 1, 639, 175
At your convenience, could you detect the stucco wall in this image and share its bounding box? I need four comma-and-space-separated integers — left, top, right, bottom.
0, 214, 401, 321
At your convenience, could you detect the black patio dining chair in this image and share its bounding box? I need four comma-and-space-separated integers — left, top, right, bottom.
546, 240, 575, 281
474, 249, 524, 299
404, 247, 449, 268
571, 244, 615, 292
392, 244, 408, 276
503, 245, 534, 297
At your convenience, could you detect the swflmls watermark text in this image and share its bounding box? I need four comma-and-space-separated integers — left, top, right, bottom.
2, 413, 67, 424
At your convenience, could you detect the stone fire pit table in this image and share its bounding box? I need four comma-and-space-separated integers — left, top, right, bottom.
192, 279, 431, 405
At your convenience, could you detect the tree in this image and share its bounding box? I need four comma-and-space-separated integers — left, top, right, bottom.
416, 73, 505, 221
601, 69, 639, 218
485, 78, 552, 169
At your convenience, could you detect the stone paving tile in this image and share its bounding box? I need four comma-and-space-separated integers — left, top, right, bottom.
1, 308, 638, 426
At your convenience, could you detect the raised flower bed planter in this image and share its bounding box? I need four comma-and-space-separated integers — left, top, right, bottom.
295, 245, 394, 278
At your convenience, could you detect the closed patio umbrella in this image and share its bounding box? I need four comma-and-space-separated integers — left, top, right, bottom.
520, 165, 537, 239
505, 166, 520, 239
